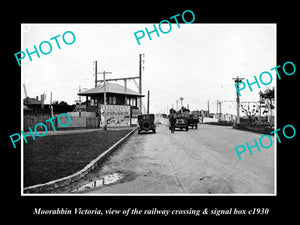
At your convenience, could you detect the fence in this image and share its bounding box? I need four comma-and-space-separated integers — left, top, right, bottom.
23, 109, 55, 132
56, 116, 99, 129
23, 110, 99, 131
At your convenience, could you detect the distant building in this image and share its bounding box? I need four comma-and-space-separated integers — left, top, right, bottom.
23, 96, 51, 131
23, 96, 49, 111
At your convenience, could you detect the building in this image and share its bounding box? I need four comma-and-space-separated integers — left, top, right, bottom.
23, 96, 52, 131
78, 82, 145, 126
23, 96, 49, 110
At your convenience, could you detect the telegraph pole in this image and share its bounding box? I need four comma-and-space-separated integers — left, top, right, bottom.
94, 61, 98, 87
219, 100, 222, 120
147, 90, 150, 114
207, 100, 210, 115
50, 91, 53, 117
216, 100, 219, 120
98, 70, 112, 130
232, 76, 245, 125
92, 53, 144, 127
217, 100, 222, 121
179, 97, 184, 114
95, 54, 144, 113
139, 54, 142, 112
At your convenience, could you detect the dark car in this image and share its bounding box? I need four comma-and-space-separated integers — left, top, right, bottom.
187, 118, 199, 129
169, 116, 189, 131
137, 114, 156, 134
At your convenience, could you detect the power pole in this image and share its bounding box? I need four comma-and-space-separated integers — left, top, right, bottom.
207, 100, 210, 115
216, 100, 219, 120
147, 90, 150, 114
98, 70, 112, 131
94, 61, 98, 87
259, 93, 262, 123
139, 54, 142, 112
216, 100, 222, 121
41, 93, 45, 109
232, 76, 245, 125
50, 91, 53, 117
78, 86, 82, 104
179, 97, 184, 114
219, 100, 222, 120
23, 84, 28, 98
94, 54, 144, 113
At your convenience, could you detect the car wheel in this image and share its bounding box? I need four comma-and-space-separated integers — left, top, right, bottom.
153, 129, 156, 133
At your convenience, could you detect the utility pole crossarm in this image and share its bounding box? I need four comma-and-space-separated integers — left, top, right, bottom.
96, 76, 139, 83
232, 76, 245, 83
98, 71, 112, 75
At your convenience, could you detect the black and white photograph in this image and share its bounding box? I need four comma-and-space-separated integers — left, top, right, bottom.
20, 23, 276, 195
4, 4, 298, 221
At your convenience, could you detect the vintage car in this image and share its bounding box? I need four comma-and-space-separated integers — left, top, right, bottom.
187, 117, 199, 129
137, 114, 156, 134
169, 116, 189, 131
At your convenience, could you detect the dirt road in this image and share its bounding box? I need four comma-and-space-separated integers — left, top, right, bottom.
70, 123, 275, 194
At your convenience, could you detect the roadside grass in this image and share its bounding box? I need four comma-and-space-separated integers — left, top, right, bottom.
24, 129, 132, 187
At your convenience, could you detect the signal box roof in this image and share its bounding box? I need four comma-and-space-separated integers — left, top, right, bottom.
78, 82, 145, 97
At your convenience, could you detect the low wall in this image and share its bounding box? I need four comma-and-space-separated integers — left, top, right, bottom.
67, 112, 80, 117
57, 116, 86, 129
57, 116, 99, 129
67, 112, 96, 117
81, 112, 96, 117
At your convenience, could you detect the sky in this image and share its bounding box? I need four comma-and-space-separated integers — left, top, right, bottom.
21, 23, 276, 115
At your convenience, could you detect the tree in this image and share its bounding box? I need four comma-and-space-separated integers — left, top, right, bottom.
52, 100, 76, 113
259, 88, 275, 115
241, 103, 259, 124
259, 87, 274, 100
58, 101, 68, 105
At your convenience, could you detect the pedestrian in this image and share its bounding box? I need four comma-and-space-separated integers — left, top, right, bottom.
169, 114, 176, 133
